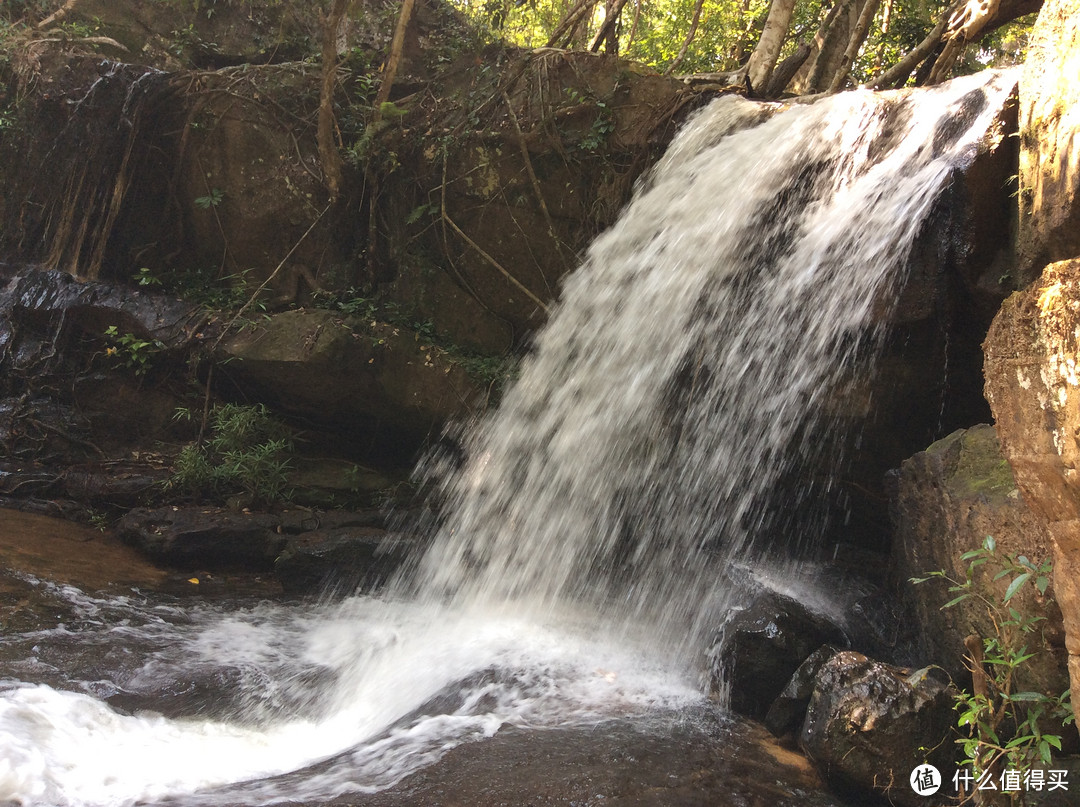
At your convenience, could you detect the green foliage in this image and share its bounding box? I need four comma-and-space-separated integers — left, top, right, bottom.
912, 536, 1074, 794
445, 0, 1036, 86
103, 325, 163, 376
133, 267, 163, 287
154, 266, 254, 311
194, 188, 225, 209
168, 403, 295, 504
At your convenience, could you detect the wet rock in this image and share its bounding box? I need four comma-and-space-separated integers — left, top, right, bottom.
286, 457, 396, 509
889, 425, 1069, 693
0, 266, 204, 350
765, 645, 840, 737
274, 527, 414, 594
117, 506, 286, 569
713, 590, 848, 719
799, 651, 955, 807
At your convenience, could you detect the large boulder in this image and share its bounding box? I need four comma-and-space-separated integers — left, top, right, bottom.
274, 526, 413, 594
218, 309, 484, 461
799, 651, 955, 807
985, 259, 1080, 731
711, 590, 848, 719
118, 506, 286, 569
889, 425, 1069, 694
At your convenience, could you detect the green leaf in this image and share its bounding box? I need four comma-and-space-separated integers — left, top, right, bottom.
943, 594, 970, 608
984, 535, 996, 552
1005, 734, 1036, 747
1007, 691, 1047, 702
1004, 572, 1031, 602
1036, 575, 1050, 594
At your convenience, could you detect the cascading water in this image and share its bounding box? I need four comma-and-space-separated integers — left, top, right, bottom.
0, 69, 1017, 806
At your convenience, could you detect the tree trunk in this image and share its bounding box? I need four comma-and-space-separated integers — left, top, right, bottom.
664, 0, 708, 74
375, 0, 418, 108
318, 0, 349, 203
871, 11, 951, 87
547, 0, 594, 48
745, 0, 798, 93
589, 0, 631, 53
804, 0, 860, 93
763, 41, 812, 97
827, 0, 882, 92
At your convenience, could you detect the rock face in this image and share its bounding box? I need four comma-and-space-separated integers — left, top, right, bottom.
889, 425, 1069, 693
1016, 0, 1080, 277
219, 309, 483, 461
816, 84, 1020, 552
799, 651, 955, 807
274, 526, 412, 594
985, 260, 1080, 729
982, 0, 1080, 734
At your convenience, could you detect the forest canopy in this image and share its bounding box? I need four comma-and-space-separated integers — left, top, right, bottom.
0, 0, 1042, 100
447, 0, 1040, 93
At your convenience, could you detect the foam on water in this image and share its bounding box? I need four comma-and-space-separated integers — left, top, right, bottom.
0, 585, 699, 806
0, 69, 1019, 805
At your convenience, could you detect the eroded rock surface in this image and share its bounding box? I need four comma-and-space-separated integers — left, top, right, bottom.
799, 651, 955, 807
889, 425, 1069, 694
985, 258, 1080, 727
1017, 0, 1080, 276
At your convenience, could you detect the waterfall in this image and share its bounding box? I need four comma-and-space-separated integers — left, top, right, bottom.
407, 70, 1017, 654
0, 69, 1018, 806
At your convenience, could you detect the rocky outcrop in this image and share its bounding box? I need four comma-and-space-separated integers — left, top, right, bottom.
799, 651, 955, 807
985, 260, 1080, 728
118, 506, 286, 568
982, 0, 1080, 734
889, 425, 1069, 693
274, 526, 412, 594
819, 84, 1021, 551
1016, 0, 1080, 277
218, 309, 483, 459
116, 505, 412, 589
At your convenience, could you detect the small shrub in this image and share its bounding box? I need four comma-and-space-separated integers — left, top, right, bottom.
912, 536, 1074, 800
103, 325, 163, 376
167, 403, 295, 505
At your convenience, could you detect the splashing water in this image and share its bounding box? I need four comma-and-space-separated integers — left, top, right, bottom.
0, 70, 1017, 806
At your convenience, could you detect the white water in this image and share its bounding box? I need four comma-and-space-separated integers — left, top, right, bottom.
0, 70, 1017, 806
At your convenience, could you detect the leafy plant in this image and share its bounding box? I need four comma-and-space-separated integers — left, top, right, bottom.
912, 536, 1074, 799
133, 267, 162, 287
103, 325, 163, 376
167, 403, 295, 505
194, 187, 225, 209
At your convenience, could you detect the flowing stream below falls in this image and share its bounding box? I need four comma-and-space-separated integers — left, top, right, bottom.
0, 69, 1018, 806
